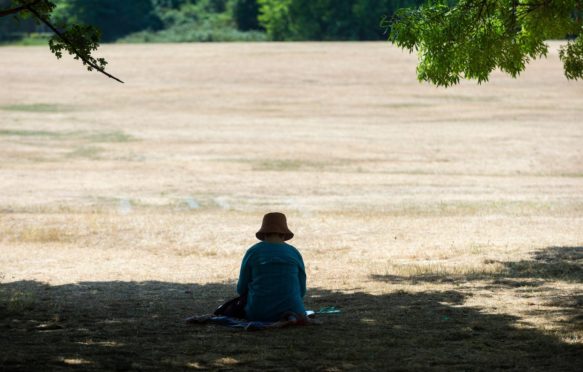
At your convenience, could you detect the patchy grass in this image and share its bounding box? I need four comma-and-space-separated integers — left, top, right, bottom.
86, 131, 135, 143
381, 200, 583, 217
0, 129, 135, 143
1, 289, 36, 315
66, 146, 104, 159
0, 129, 135, 163
377, 102, 434, 109
218, 158, 348, 172
0, 129, 63, 138
0, 104, 67, 113
412, 94, 501, 102
375, 247, 583, 284
255, 159, 311, 171
11, 226, 73, 244
250, 159, 331, 171
383, 261, 505, 280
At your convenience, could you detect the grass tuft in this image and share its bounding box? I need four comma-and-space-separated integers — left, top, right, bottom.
1, 290, 36, 315
16, 226, 73, 243
87, 131, 135, 143
386, 262, 504, 280
67, 146, 103, 160
252, 159, 333, 171
0, 129, 61, 138
0, 129, 135, 143
0, 104, 66, 113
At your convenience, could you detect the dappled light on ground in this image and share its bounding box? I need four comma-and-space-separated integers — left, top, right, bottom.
1, 277, 581, 370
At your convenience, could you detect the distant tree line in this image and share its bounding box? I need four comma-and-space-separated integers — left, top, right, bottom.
0, 0, 47, 40
1, 0, 426, 42
258, 0, 425, 41
2, 1, 580, 83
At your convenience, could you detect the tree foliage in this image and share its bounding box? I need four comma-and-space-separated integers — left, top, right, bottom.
388, 0, 583, 86
51, 0, 159, 42
258, 0, 424, 41
3, 0, 582, 86
122, 0, 266, 43
3, 0, 426, 43
257, 0, 292, 41
234, 0, 261, 31
0, 0, 122, 82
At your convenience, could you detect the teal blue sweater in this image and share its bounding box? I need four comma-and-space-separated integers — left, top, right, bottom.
237, 241, 306, 321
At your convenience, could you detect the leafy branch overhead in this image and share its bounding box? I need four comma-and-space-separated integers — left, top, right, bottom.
1, 0, 123, 83
386, 0, 583, 86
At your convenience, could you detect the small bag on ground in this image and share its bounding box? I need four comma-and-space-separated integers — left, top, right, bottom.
213, 295, 247, 319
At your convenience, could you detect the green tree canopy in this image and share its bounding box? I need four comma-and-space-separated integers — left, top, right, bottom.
234, 0, 261, 31
2, 0, 582, 86
258, 0, 424, 41
51, 0, 160, 42
388, 0, 583, 86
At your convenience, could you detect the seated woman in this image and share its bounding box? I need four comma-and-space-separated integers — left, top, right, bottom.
237, 212, 307, 322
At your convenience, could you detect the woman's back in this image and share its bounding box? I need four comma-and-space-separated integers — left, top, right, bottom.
237, 242, 306, 321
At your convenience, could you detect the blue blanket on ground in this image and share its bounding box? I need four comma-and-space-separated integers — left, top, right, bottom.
185, 307, 338, 331
185, 314, 282, 330
205, 316, 275, 330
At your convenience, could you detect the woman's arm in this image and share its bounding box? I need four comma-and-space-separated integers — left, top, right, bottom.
298, 253, 307, 298
236, 251, 252, 296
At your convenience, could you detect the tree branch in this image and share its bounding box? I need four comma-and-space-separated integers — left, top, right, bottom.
25, 3, 124, 83
0, 0, 41, 18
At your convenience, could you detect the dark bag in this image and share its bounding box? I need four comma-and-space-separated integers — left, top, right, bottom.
213, 294, 247, 319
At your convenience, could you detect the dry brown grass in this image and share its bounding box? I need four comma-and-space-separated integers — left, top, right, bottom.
0, 42, 582, 370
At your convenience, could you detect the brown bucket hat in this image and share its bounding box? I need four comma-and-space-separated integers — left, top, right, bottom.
256, 212, 294, 241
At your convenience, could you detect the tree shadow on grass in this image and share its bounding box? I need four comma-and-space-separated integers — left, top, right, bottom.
1, 276, 582, 371
372, 246, 583, 351
503, 246, 583, 283
373, 246, 583, 285
372, 246, 583, 288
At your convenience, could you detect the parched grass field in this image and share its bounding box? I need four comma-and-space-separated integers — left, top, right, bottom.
0, 42, 582, 371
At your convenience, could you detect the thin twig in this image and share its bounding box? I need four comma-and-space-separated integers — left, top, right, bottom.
25, 3, 124, 83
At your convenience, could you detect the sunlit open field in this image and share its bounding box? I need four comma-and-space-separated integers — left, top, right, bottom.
1, 42, 582, 370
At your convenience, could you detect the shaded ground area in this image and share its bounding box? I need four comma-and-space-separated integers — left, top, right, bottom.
373, 246, 583, 349
1, 248, 581, 370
